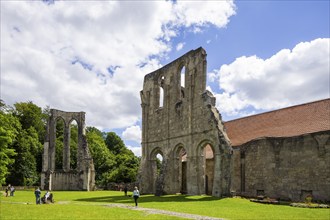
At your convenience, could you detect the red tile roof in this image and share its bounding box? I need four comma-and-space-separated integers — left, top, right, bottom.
224, 99, 330, 147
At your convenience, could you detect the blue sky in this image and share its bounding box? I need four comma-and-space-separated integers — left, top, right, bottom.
1, 1, 329, 156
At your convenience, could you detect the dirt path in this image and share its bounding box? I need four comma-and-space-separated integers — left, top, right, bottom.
105, 203, 224, 220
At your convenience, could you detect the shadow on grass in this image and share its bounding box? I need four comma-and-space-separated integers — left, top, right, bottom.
74, 194, 222, 204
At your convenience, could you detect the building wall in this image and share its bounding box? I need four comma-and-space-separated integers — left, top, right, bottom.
231, 131, 330, 202
139, 48, 232, 197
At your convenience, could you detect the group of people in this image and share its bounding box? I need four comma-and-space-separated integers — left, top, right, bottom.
34, 188, 53, 205
5, 184, 15, 197
6, 184, 139, 206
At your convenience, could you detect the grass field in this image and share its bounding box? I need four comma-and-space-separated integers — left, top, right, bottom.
1, 190, 329, 219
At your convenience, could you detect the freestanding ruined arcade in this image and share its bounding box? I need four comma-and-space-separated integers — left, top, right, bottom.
139, 47, 232, 197
41, 109, 95, 191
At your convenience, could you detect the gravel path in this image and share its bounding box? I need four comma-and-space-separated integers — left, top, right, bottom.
105, 203, 224, 220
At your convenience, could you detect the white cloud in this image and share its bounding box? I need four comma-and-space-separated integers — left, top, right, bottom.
127, 145, 142, 157
173, 1, 236, 29
215, 38, 330, 117
122, 125, 141, 143
207, 70, 219, 83
176, 42, 185, 51
1, 1, 236, 131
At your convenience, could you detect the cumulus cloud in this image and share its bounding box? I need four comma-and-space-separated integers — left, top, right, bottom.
176, 42, 185, 51
1, 1, 236, 131
214, 38, 330, 117
122, 125, 141, 143
173, 1, 236, 30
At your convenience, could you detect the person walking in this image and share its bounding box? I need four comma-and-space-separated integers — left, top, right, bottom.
124, 184, 128, 196
133, 186, 140, 207
34, 187, 41, 205
5, 187, 9, 197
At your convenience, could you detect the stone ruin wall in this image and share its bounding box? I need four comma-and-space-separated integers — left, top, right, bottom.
41, 109, 95, 191
139, 47, 232, 197
231, 131, 330, 202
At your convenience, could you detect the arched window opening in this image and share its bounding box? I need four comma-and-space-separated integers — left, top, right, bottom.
55, 117, 65, 170
180, 66, 185, 88
159, 76, 165, 108
156, 153, 163, 175
159, 87, 164, 108
152, 149, 165, 196
69, 120, 78, 170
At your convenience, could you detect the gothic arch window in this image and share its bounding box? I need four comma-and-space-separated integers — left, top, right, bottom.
159, 76, 165, 108
179, 64, 186, 99
180, 65, 185, 88
68, 119, 78, 170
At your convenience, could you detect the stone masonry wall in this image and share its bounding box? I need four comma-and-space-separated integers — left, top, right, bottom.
231, 130, 330, 202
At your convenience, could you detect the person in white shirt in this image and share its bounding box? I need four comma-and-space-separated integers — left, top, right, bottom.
45, 191, 50, 201
133, 186, 140, 207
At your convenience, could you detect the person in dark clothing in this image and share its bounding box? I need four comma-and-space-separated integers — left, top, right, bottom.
124, 185, 128, 196
34, 187, 41, 205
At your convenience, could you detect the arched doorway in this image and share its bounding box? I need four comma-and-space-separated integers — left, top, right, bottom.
174, 145, 187, 194
198, 143, 214, 195
150, 148, 165, 195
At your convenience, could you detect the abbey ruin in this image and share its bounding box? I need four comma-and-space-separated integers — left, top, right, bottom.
139, 48, 232, 197
139, 47, 330, 202
41, 109, 95, 191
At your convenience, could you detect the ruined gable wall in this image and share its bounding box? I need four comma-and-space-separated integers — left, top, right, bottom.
231, 131, 330, 202
41, 109, 95, 191
139, 48, 232, 197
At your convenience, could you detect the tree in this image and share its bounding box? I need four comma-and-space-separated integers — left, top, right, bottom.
86, 127, 115, 186
14, 101, 46, 142
104, 131, 140, 183
5, 101, 45, 185
0, 110, 20, 186
111, 152, 140, 183
7, 127, 42, 186
105, 132, 126, 155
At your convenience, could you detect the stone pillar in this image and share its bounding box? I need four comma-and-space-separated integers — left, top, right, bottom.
42, 142, 49, 172
77, 120, 84, 171
49, 117, 56, 171
212, 153, 222, 197
186, 156, 199, 195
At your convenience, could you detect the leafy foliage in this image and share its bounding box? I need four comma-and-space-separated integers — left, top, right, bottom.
105, 132, 126, 154
86, 127, 116, 185
87, 129, 140, 185
104, 132, 140, 183
0, 108, 20, 186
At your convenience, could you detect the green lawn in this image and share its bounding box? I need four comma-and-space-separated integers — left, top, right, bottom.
1, 190, 329, 219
